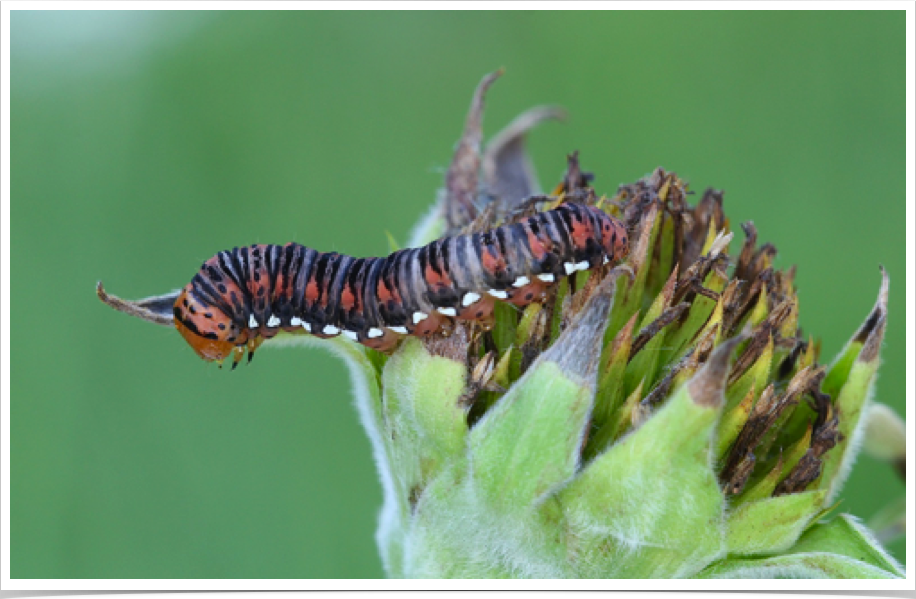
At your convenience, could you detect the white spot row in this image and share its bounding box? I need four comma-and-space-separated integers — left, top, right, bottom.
287, 317, 311, 333
248, 258, 603, 340
563, 260, 591, 275
462, 292, 481, 307
243, 258, 609, 338
256, 312, 387, 340
344, 328, 384, 341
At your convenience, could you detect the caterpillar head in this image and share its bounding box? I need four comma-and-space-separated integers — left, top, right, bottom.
173, 285, 239, 362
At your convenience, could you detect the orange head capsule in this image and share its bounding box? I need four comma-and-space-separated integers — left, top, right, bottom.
173, 285, 240, 362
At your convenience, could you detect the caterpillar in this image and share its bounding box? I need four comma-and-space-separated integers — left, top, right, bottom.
174, 202, 629, 367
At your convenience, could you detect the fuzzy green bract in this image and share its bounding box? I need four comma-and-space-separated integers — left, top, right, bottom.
267, 160, 902, 576
272, 224, 902, 578
262, 77, 903, 576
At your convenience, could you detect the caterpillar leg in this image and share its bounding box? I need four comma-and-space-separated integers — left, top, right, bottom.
412, 311, 449, 337
458, 294, 497, 329
230, 345, 246, 370
362, 328, 402, 352
506, 279, 552, 307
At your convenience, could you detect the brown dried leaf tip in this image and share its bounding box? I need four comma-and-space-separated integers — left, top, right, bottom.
96, 281, 176, 327
444, 69, 503, 232
443, 69, 564, 234
855, 265, 889, 364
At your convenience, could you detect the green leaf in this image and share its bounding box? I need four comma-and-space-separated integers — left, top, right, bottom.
373, 337, 469, 576
725, 334, 773, 413
586, 312, 637, 458
549, 276, 570, 343
716, 383, 756, 462
509, 303, 547, 381
490, 301, 519, 355
788, 514, 904, 577
556, 339, 741, 578
822, 335, 862, 401
469, 360, 592, 509
623, 266, 677, 397
389, 459, 495, 577
406, 459, 569, 578
469, 274, 617, 510
696, 553, 900, 579
489, 345, 514, 390
735, 452, 785, 504
736, 421, 813, 504
396, 275, 621, 579
605, 203, 660, 343
644, 208, 676, 300
380, 337, 468, 504
746, 282, 769, 327
820, 298, 888, 502
594, 312, 637, 428
605, 377, 644, 444
821, 356, 878, 499
663, 267, 727, 362
717, 330, 773, 461
822, 268, 887, 399
725, 491, 826, 556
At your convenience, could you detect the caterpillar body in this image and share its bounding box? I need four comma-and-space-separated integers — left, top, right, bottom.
174, 202, 629, 366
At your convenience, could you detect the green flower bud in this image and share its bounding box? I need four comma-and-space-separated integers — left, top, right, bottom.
98, 72, 903, 579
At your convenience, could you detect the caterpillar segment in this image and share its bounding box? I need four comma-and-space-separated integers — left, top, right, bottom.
172, 203, 630, 364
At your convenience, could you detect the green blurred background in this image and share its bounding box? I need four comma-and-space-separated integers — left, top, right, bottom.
11, 11, 905, 578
